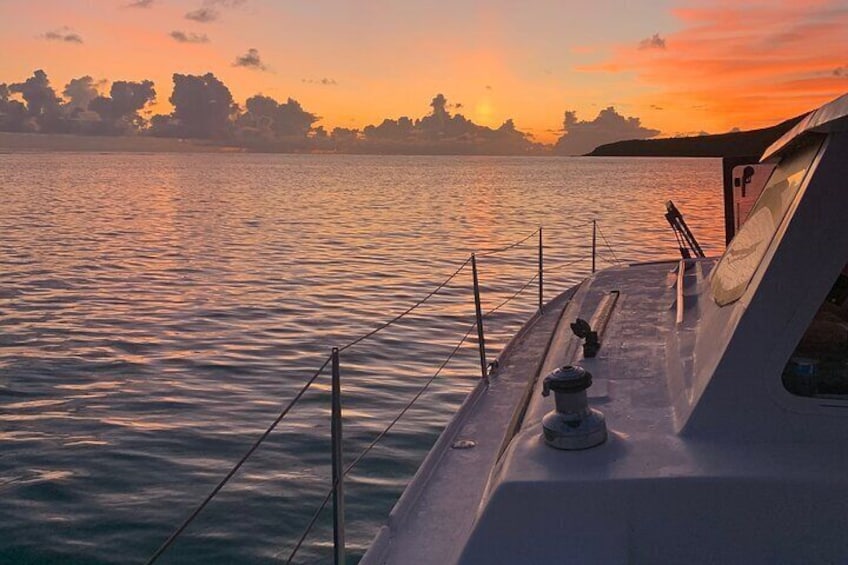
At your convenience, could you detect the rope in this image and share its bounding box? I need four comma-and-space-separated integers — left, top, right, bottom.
285, 324, 477, 563
339, 257, 471, 352
145, 354, 333, 565
476, 228, 539, 257
595, 222, 621, 265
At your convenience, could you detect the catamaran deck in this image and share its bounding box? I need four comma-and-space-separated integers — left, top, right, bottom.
363, 261, 684, 564
363, 257, 848, 564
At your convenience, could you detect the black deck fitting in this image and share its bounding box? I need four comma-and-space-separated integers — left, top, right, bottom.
570, 318, 601, 358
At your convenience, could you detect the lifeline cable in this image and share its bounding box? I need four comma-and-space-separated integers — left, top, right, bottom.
339, 256, 471, 352
476, 228, 539, 257
544, 256, 586, 273
482, 271, 539, 319
286, 268, 546, 561
595, 222, 621, 264
149, 243, 512, 561
145, 354, 333, 565
148, 227, 587, 563
285, 322, 478, 563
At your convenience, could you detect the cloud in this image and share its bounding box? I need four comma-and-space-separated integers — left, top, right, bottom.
205, 0, 246, 6
554, 106, 660, 155
62, 76, 105, 110
238, 94, 318, 137
835, 66, 847, 77
302, 77, 337, 85
186, 8, 218, 22
126, 0, 154, 7
639, 33, 666, 50
233, 48, 267, 71
170, 31, 210, 43
584, 4, 848, 131
184, 0, 245, 22
151, 72, 234, 138
650, 104, 664, 110
10, 70, 62, 118
88, 80, 156, 133
44, 27, 83, 44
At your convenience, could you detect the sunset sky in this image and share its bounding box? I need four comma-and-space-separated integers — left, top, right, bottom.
1, 0, 847, 143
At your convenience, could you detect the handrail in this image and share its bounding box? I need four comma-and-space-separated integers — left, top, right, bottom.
676, 259, 686, 325
145, 221, 622, 564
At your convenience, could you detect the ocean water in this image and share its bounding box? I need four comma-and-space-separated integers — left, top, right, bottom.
0, 153, 724, 563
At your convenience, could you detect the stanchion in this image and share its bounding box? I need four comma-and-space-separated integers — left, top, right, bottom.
592, 220, 597, 274
538, 226, 544, 312
471, 254, 488, 383
330, 347, 345, 565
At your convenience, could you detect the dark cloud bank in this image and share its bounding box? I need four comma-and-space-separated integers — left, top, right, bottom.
0, 68, 662, 155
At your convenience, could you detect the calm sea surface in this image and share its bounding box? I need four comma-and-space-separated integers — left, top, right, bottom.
0, 153, 724, 563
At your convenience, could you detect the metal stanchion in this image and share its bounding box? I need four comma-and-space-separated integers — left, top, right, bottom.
538, 226, 544, 312
592, 220, 597, 273
330, 347, 345, 565
471, 254, 488, 383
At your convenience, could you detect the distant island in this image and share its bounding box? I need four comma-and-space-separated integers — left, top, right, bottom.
1, 68, 814, 157
587, 115, 804, 158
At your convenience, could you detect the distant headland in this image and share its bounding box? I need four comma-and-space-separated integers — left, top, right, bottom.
587, 115, 804, 158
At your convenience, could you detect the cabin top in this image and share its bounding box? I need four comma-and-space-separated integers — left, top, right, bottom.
677, 93, 848, 439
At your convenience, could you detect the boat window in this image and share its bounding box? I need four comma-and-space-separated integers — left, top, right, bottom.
711, 138, 824, 306
783, 267, 848, 397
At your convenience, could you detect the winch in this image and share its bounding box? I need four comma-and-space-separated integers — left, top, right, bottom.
541, 365, 607, 450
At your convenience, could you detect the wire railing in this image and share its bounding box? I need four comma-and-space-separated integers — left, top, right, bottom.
145, 219, 624, 565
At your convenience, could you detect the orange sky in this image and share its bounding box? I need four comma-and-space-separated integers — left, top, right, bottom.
1, 0, 847, 143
